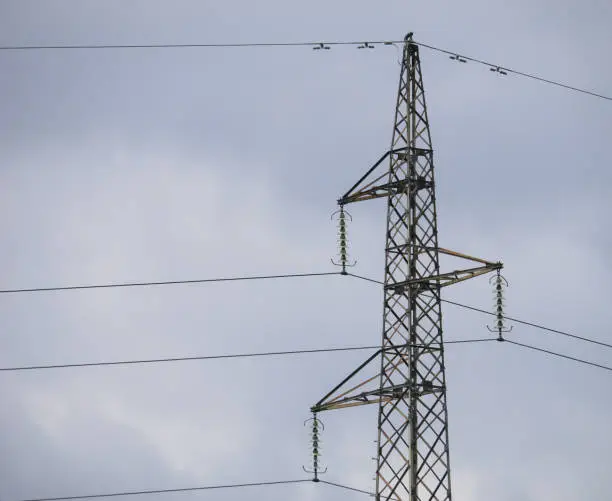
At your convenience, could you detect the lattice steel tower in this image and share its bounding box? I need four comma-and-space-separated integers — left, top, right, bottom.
312, 33, 502, 500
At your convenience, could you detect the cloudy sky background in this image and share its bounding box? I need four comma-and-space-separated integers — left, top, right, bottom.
1, 1, 611, 500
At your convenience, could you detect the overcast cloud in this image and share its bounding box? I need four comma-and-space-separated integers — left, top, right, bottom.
1, 1, 611, 500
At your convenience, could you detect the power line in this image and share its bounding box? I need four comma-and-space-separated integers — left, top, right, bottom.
319, 479, 404, 500
346, 272, 384, 286
319, 479, 373, 496
346, 273, 612, 350
0, 271, 341, 295
415, 40, 612, 101
0, 38, 608, 102
17, 479, 310, 501
506, 340, 612, 373
0, 41, 357, 50
18, 478, 399, 501
441, 297, 612, 350
0, 345, 378, 372
0, 338, 493, 372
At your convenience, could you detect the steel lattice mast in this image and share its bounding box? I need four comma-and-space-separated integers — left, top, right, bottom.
375, 36, 449, 501
311, 33, 503, 501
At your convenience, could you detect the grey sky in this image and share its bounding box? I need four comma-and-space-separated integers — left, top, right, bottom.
1, 1, 611, 500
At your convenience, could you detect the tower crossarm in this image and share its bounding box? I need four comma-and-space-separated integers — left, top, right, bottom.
386, 246, 502, 290
312, 384, 405, 413
311, 349, 384, 413
311, 340, 449, 413
388, 263, 500, 292
388, 245, 501, 266
338, 147, 434, 206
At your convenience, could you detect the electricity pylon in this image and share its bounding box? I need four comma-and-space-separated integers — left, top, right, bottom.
312, 33, 503, 500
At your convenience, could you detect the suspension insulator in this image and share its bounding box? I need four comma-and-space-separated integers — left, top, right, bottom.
303, 413, 327, 481
488, 269, 512, 340
331, 205, 356, 274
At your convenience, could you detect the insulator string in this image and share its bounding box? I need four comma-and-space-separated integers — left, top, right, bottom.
488, 269, 512, 340
331, 205, 356, 274
303, 413, 326, 481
